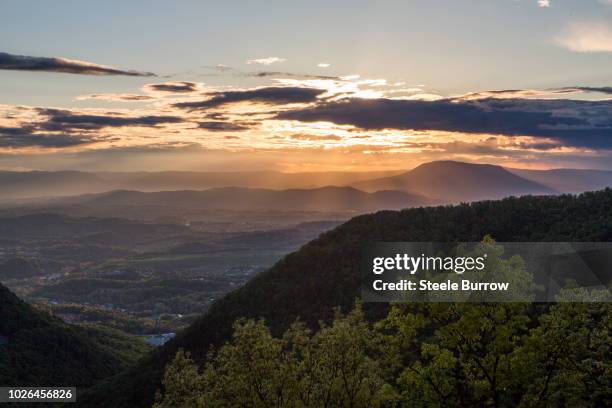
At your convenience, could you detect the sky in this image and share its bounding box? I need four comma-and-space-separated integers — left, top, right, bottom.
2, 0, 612, 172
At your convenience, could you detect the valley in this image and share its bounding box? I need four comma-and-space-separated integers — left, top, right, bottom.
0, 212, 342, 342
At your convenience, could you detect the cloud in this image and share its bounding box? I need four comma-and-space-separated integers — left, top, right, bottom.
554, 86, 612, 94
174, 86, 325, 110
0, 126, 94, 148
453, 89, 568, 100
457, 86, 612, 100
246, 71, 339, 80
556, 22, 612, 52
0, 52, 155, 76
144, 81, 201, 93
76, 93, 154, 102
538, 0, 550, 8
36, 108, 184, 131
246, 57, 286, 65
197, 121, 252, 132
277, 97, 612, 148
289, 133, 342, 141
204, 64, 338, 81
317, 63, 331, 68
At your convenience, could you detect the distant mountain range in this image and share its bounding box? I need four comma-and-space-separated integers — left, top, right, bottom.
352, 160, 556, 202
3, 161, 612, 213
0, 169, 403, 199
36, 186, 429, 213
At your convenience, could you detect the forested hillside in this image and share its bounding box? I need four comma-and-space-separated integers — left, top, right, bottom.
80, 189, 612, 407
0, 283, 150, 387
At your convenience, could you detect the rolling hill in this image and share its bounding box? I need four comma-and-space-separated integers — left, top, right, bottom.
0, 169, 403, 200
78, 188, 612, 407
0, 283, 150, 387
27, 186, 431, 213
352, 160, 556, 202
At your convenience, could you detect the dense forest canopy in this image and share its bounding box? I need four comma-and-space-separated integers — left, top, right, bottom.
155, 300, 611, 407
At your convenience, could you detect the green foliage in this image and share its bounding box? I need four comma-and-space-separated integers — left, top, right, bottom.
155, 301, 610, 408
386, 303, 532, 406
514, 302, 611, 407
154, 306, 395, 408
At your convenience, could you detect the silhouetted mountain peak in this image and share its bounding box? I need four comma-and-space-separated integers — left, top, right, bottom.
354, 160, 555, 202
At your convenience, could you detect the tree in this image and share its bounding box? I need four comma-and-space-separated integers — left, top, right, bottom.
154, 305, 394, 408
514, 301, 611, 407
381, 302, 531, 407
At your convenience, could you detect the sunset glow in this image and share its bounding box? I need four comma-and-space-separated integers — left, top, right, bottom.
2, 1, 612, 171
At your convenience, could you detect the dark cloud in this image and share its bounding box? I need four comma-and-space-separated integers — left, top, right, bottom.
36, 108, 184, 131
0, 52, 155, 76
174, 86, 325, 110
198, 121, 251, 132
145, 81, 199, 93
0, 126, 93, 148
205, 112, 229, 120
246, 71, 339, 80
277, 97, 612, 148
202, 65, 338, 80
80, 93, 154, 102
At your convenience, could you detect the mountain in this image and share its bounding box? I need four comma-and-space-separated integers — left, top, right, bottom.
78, 189, 612, 408
3, 163, 612, 204
0, 169, 403, 200
352, 160, 556, 202
0, 283, 149, 387
508, 168, 612, 194
26, 186, 431, 213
